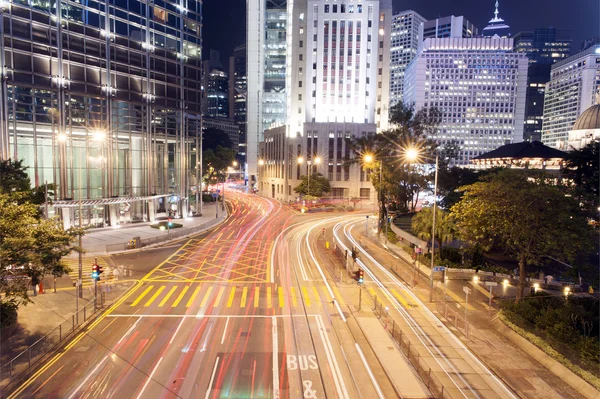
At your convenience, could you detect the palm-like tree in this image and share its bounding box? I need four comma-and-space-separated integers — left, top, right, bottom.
411, 207, 455, 254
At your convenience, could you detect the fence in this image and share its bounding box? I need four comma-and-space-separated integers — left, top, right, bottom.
105, 215, 225, 253
0, 293, 106, 386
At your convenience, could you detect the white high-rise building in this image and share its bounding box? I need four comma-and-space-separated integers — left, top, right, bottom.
542, 45, 600, 149
257, 0, 392, 202
389, 10, 426, 106
421, 15, 478, 40
404, 37, 528, 166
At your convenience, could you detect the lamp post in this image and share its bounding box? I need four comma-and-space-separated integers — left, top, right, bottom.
298, 156, 321, 207
429, 153, 439, 303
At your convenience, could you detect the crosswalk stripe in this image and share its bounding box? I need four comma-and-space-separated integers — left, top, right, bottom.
227, 287, 236, 308
312, 286, 321, 307
186, 285, 201, 308
368, 287, 377, 298
291, 287, 298, 307
278, 287, 284, 308
254, 287, 259, 308
145, 286, 165, 307
240, 287, 248, 307
302, 287, 311, 306
172, 286, 189, 307
131, 286, 154, 307
332, 286, 345, 307
159, 286, 177, 307
199, 286, 213, 307
214, 287, 225, 306
266, 286, 272, 308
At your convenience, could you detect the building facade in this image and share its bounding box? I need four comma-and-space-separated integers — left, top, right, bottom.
389, 10, 426, 106
229, 44, 247, 163
421, 15, 477, 40
542, 45, 600, 149
482, 1, 510, 38
202, 50, 229, 119
513, 28, 571, 141
0, 0, 203, 227
202, 117, 240, 151
404, 37, 528, 166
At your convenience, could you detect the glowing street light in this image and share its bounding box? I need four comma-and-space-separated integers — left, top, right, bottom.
405, 147, 419, 162
258, 159, 265, 166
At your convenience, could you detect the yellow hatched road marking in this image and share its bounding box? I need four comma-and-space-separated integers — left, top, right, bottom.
390, 288, 409, 308
172, 286, 189, 307
227, 287, 236, 307
278, 287, 284, 308
266, 286, 272, 308
312, 286, 321, 307
144, 286, 165, 307
214, 286, 225, 306
241, 287, 248, 307
185, 285, 201, 308
290, 287, 298, 307
131, 286, 154, 307
159, 286, 177, 307
199, 286, 213, 307
368, 287, 377, 298
301, 287, 311, 306
212, 247, 222, 261
254, 287, 260, 307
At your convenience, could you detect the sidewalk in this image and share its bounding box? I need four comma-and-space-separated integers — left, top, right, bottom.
73, 202, 223, 255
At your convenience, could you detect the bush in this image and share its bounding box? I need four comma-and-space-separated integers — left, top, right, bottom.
0, 302, 18, 330
440, 247, 461, 263
150, 221, 183, 229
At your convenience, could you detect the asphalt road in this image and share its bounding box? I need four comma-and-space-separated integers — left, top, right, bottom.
8, 190, 380, 399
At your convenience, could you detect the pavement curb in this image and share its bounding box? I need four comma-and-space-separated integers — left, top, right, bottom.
492, 316, 600, 399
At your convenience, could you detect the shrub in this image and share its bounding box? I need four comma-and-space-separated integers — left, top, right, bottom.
0, 302, 18, 330
150, 221, 183, 229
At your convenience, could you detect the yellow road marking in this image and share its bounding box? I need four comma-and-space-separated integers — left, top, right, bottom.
254, 287, 260, 307
145, 286, 165, 307
227, 287, 236, 307
131, 286, 154, 307
332, 286, 345, 306
187, 285, 202, 307
312, 286, 321, 307
214, 286, 225, 306
159, 286, 177, 307
172, 285, 189, 307
214, 232, 224, 243
291, 287, 298, 307
390, 288, 409, 308
278, 287, 284, 308
302, 287, 311, 306
199, 286, 213, 307
241, 287, 248, 307
368, 287, 377, 298
266, 286, 272, 308
470, 281, 492, 298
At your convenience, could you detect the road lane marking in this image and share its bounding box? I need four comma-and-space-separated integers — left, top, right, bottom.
312, 286, 321, 307
291, 287, 298, 307
159, 286, 177, 307
227, 287, 236, 307
266, 286, 272, 308
31, 365, 65, 395
186, 285, 201, 307
241, 287, 248, 307
136, 356, 163, 399
390, 288, 410, 308
221, 317, 230, 344
254, 287, 260, 307
67, 356, 108, 399
172, 285, 190, 307
144, 286, 165, 307
355, 343, 385, 399
214, 286, 225, 306
205, 356, 220, 399
278, 287, 284, 308
117, 317, 141, 344
272, 316, 280, 399
199, 286, 213, 307
131, 286, 154, 307
301, 287, 311, 306
169, 318, 186, 345
315, 315, 349, 399
107, 314, 321, 318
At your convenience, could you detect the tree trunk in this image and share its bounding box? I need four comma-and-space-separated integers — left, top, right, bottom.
517, 254, 526, 302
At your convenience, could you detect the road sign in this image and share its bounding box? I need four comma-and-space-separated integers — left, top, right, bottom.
485, 281, 498, 287
463, 286, 471, 294
433, 266, 445, 272
212, 193, 218, 198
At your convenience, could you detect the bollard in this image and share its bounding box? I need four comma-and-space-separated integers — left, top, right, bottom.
59, 324, 62, 341
72, 314, 75, 331
84, 306, 86, 322
427, 368, 431, 388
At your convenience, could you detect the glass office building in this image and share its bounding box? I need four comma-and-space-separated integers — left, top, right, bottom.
0, 0, 203, 227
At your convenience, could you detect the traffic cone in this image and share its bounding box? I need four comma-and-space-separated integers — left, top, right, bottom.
39, 280, 44, 294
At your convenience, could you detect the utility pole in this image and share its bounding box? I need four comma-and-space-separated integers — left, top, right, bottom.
428, 153, 439, 303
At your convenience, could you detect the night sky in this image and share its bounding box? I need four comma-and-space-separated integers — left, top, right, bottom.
202, 0, 600, 61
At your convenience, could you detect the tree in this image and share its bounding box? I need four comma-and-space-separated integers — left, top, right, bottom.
411, 207, 455, 254
0, 159, 53, 206
294, 173, 331, 197
563, 141, 599, 218
203, 128, 234, 151
450, 169, 592, 301
203, 146, 236, 185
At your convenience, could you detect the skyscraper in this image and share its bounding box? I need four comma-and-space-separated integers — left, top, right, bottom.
389, 10, 426, 106
513, 28, 571, 141
421, 15, 478, 40
542, 45, 600, 149
482, 1, 510, 38
404, 37, 528, 166
0, 0, 203, 226
203, 50, 229, 119
230, 45, 247, 162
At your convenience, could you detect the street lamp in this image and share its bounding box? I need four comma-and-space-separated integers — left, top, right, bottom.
298, 155, 321, 207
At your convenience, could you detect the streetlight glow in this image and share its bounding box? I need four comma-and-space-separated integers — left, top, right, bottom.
258, 159, 265, 166
232, 161, 238, 167
405, 147, 418, 161
314, 156, 322, 164
363, 154, 374, 164
297, 156, 304, 164
92, 130, 106, 141
57, 133, 67, 142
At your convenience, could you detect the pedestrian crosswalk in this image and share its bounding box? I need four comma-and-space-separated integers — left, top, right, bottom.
64, 256, 113, 285
128, 284, 334, 310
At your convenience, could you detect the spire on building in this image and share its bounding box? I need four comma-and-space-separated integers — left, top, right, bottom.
482, 0, 510, 38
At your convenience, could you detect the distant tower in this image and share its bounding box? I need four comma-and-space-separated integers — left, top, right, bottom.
482, 0, 510, 38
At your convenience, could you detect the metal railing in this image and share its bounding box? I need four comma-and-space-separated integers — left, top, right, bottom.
0, 293, 105, 385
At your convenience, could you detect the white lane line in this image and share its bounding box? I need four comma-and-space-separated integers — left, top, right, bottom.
315, 315, 349, 399
136, 356, 163, 399
67, 356, 108, 399
355, 343, 385, 399
271, 222, 305, 283
117, 318, 141, 344
221, 317, 230, 345
168, 317, 186, 345
204, 356, 220, 399
106, 314, 321, 318
272, 316, 280, 399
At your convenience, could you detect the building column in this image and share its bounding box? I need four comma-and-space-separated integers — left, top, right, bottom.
61, 208, 72, 229
147, 199, 156, 222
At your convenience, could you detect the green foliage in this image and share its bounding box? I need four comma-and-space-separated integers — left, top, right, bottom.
411, 207, 455, 254
450, 169, 592, 300
0, 301, 18, 331
563, 141, 599, 219
150, 221, 183, 229
204, 146, 236, 184
203, 127, 234, 151
294, 173, 331, 197
0, 159, 53, 206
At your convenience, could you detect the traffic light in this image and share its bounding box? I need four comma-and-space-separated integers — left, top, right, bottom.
92, 264, 99, 280
97, 264, 103, 280
351, 247, 359, 261
168, 217, 173, 227
358, 269, 364, 285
